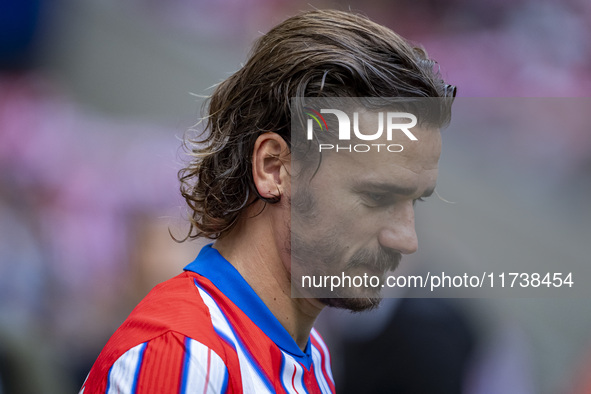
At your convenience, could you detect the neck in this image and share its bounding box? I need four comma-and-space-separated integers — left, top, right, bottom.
213, 205, 323, 350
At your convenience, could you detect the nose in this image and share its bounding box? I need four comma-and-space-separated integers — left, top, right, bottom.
377, 202, 418, 255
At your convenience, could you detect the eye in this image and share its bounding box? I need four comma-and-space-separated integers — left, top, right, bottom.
367, 193, 385, 202
363, 192, 392, 207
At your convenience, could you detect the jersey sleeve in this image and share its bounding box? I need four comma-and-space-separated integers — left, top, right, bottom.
80, 331, 229, 394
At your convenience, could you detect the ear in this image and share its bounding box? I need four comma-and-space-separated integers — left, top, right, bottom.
252, 132, 290, 201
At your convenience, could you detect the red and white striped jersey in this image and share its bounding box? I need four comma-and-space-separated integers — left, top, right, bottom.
80, 245, 335, 394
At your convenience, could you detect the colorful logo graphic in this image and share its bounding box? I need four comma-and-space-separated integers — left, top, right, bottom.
296, 99, 418, 154
304, 107, 328, 132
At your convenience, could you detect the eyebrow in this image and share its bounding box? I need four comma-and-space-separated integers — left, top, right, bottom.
355, 182, 436, 198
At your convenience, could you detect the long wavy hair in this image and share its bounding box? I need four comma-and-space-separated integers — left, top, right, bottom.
178, 9, 456, 240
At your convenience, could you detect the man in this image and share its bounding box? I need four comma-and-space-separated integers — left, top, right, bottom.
80, 9, 454, 393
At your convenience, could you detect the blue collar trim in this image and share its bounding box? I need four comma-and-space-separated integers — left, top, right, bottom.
184, 244, 312, 367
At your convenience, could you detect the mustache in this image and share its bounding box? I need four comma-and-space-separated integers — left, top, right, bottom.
346, 247, 402, 273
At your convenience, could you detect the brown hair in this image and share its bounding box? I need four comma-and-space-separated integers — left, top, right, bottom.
178, 9, 456, 240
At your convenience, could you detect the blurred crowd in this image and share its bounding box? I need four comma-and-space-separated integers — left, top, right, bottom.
1, 0, 590, 393
0, 74, 193, 392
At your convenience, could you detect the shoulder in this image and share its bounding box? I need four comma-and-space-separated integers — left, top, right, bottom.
114, 271, 218, 346
81, 331, 230, 394
80, 272, 241, 393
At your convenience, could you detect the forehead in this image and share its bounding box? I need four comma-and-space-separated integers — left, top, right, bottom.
318, 122, 442, 192
350, 108, 442, 163
292, 106, 443, 193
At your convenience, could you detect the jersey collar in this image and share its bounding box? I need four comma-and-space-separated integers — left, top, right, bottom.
184, 244, 313, 365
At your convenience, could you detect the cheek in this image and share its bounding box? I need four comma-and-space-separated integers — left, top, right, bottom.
328, 194, 366, 230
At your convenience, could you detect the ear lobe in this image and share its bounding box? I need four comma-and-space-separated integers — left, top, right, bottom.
252, 133, 290, 201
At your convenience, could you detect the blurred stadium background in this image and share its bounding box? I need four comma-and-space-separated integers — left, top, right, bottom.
1, 0, 590, 392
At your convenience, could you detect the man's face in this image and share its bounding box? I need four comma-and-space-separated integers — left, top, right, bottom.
289, 110, 442, 311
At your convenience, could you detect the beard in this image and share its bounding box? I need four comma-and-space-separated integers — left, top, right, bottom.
292, 235, 401, 312
318, 247, 401, 312
289, 188, 402, 312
